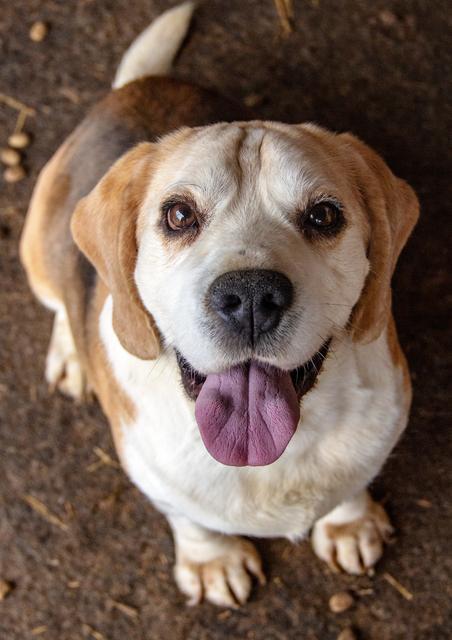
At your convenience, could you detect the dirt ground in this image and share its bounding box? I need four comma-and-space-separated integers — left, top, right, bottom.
0, 1, 451, 638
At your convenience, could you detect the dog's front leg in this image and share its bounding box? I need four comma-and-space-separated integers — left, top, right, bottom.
167, 515, 266, 607
311, 491, 394, 575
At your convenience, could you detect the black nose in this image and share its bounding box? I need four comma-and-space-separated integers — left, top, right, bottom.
208, 269, 293, 343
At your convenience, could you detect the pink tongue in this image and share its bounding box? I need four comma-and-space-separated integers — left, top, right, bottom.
194, 361, 300, 466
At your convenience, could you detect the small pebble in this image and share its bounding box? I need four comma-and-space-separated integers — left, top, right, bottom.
378, 9, 398, 27
29, 20, 49, 42
1, 148, 21, 167
4, 165, 26, 183
404, 14, 416, 30
0, 579, 13, 600
8, 131, 31, 149
337, 628, 357, 640
67, 580, 80, 589
244, 93, 264, 108
329, 591, 354, 613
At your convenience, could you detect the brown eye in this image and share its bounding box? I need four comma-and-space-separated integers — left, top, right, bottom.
305, 202, 342, 232
166, 203, 197, 231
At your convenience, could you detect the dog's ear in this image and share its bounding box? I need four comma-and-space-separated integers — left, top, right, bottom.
339, 133, 419, 343
71, 142, 160, 360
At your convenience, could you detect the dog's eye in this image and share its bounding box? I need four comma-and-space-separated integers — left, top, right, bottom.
166, 203, 198, 231
304, 202, 343, 233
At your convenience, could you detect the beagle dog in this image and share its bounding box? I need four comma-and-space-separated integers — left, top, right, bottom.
20, 3, 419, 607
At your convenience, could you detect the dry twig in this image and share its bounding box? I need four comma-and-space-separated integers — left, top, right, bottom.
23, 494, 68, 531
109, 599, 139, 618
0, 92, 35, 115
383, 572, 413, 600
0, 579, 13, 600
87, 446, 120, 472
273, 0, 294, 34
82, 624, 106, 640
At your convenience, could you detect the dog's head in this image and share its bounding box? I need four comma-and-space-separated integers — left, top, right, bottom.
72, 122, 418, 466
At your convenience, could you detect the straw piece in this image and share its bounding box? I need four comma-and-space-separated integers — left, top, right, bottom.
0, 92, 35, 115
273, 0, 294, 34
383, 572, 413, 600
23, 494, 69, 531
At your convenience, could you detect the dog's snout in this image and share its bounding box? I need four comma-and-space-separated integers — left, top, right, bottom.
208, 269, 293, 342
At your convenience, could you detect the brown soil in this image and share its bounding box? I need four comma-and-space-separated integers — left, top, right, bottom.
0, 1, 451, 639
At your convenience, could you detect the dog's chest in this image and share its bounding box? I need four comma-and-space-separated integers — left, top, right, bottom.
99, 298, 404, 539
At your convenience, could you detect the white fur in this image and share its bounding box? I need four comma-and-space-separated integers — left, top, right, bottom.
113, 2, 196, 89
100, 295, 407, 541
46, 308, 85, 399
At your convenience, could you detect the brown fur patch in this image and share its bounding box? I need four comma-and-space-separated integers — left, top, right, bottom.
72, 143, 161, 361
20, 142, 72, 305
338, 134, 419, 344
85, 283, 136, 464
386, 315, 412, 400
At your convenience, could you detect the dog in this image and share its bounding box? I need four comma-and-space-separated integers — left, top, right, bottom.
20, 2, 419, 607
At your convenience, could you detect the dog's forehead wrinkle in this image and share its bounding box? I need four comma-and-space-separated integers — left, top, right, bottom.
252, 131, 331, 212
158, 123, 345, 219
164, 180, 203, 192
158, 126, 253, 206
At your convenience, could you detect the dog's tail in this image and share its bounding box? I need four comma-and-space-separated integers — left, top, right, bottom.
113, 1, 195, 89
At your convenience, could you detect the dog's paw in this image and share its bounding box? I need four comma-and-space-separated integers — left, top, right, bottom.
45, 311, 86, 400
311, 494, 394, 575
174, 536, 265, 608
46, 350, 85, 399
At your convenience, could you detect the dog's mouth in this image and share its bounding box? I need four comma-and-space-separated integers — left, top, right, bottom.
176, 341, 330, 467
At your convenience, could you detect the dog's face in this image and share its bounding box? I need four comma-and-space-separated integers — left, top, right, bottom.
135, 123, 368, 373
73, 121, 418, 466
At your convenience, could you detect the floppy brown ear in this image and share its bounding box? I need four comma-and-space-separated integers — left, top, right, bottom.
71, 142, 160, 360
339, 133, 420, 343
